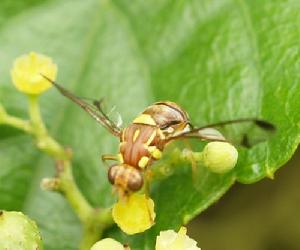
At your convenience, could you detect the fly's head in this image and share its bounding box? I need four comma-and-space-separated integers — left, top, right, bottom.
141, 101, 192, 138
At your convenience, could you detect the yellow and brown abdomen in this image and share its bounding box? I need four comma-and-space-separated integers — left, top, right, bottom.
119, 124, 163, 169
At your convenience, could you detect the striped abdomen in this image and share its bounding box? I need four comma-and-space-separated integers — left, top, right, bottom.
119, 123, 163, 169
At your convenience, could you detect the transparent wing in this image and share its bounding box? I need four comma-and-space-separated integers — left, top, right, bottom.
168, 118, 276, 148
42, 74, 122, 136
85, 98, 123, 129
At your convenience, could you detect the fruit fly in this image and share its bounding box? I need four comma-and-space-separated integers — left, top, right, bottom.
42, 75, 275, 196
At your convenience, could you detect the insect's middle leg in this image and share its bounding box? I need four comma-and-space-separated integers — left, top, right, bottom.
182, 140, 197, 173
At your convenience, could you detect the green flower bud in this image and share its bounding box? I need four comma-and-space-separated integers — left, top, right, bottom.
0, 210, 43, 250
202, 142, 238, 174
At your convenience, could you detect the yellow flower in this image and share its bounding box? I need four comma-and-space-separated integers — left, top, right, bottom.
202, 142, 238, 174
11, 52, 57, 95
112, 193, 156, 235
91, 238, 125, 250
156, 227, 200, 250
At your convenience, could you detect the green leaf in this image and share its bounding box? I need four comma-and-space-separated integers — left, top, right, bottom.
0, 0, 299, 249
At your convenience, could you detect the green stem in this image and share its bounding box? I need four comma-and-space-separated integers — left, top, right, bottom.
0, 102, 32, 133
1, 95, 114, 249
28, 95, 47, 136
58, 160, 94, 222
1, 114, 32, 133
25, 95, 114, 249
79, 209, 113, 250
58, 160, 113, 250
27, 95, 66, 159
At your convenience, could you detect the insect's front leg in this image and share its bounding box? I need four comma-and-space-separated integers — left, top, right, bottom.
182, 140, 199, 172
181, 147, 204, 170
101, 154, 121, 167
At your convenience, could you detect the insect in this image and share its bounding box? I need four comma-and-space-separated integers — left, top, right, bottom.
42, 75, 275, 196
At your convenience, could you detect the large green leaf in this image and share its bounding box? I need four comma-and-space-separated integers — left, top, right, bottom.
0, 0, 299, 249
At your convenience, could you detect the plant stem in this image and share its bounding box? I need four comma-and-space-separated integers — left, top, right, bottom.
24, 95, 114, 249
1, 114, 32, 133
58, 160, 94, 222
28, 95, 46, 135
1, 92, 114, 248
57, 160, 113, 250
79, 209, 113, 250
0, 102, 32, 133
27, 95, 66, 159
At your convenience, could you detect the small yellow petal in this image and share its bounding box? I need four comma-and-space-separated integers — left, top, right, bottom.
90, 238, 124, 250
156, 227, 200, 250
11, 52, 57, 95
202, 142, 238, 174
112, 193, 156, 235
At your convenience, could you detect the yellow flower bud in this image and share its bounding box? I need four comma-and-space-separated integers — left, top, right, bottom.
91, 238, 124, 250
112, 193, 156, 235
11, 52, 57, 95
156, 227, 200, 250
202, 142, 238, 174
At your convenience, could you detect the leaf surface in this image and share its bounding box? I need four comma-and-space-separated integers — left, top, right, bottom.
0, 0, 299, 249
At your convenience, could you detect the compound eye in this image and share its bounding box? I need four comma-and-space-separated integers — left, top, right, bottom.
127, 170, 144, 191
160, 120, 181, 129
